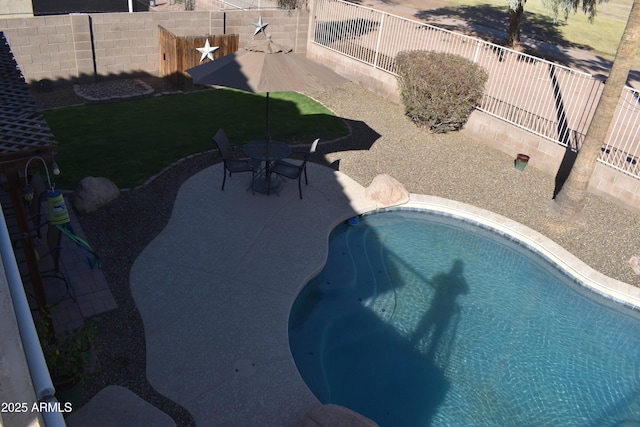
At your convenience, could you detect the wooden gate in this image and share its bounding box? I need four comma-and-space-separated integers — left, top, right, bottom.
159, 26, 239, 89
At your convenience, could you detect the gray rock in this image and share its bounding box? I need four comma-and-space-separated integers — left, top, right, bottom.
295, 404, 378, 427
364, 173, 410, 208
73, 176, 120, 214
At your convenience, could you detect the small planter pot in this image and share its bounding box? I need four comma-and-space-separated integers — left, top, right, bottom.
515, 154, 530, 171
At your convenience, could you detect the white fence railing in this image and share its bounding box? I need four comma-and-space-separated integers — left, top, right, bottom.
601, 86, 640, 177
311, 0, 640, 179
214, 0, 281, 10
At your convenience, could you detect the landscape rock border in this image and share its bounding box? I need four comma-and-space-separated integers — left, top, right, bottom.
73, 78, 154, 103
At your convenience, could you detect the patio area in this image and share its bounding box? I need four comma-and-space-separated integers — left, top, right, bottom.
70, 161, 640, 425
67, 82, 639, 426
130, 162, 376, 425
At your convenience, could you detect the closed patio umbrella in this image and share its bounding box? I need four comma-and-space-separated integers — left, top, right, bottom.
186, 36, 348, 141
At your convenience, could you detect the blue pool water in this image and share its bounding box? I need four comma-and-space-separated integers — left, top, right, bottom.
288, 210, 640, 427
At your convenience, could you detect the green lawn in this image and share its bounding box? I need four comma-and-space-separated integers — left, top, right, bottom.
433, 0, 634, 59
44, 89, 348, 189
520, 0, 631, 57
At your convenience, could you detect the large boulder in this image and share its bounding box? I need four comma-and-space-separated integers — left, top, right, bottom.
295, 404, 378, 427
364, 174, 409, 208
72, 176, 120, 214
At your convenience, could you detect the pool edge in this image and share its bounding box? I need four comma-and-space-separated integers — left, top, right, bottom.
352, 194, 640, 311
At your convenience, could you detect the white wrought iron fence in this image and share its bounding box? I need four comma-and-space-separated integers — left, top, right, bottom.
601, 86, 640, 177
311, 0, 640, 179
215, 0, 280, 10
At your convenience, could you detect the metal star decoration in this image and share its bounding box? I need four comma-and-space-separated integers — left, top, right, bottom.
252, 16, 268, 36
196, 39, 219, 63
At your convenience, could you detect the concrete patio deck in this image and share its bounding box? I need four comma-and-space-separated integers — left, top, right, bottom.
105, 160, 640, 426
129, 162, 377, 426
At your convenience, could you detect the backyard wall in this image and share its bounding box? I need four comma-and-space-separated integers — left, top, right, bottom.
0, 0, 33, 19
0, 9, 638, 212
198, 0, 282, 10
464, 110, 640, 213
307, 42, 399, 104
0, 9, 308, 85
307, 41, 640, 214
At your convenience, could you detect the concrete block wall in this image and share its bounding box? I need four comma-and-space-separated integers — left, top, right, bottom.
1, 15, 74, 82
0, 9, 308, 85
464, 111, 640, 213
1, 0, 33, 18
224, 9, 309, 52
463, 110, 566, 176
196, 0, 282, 10
590, 164, 640, 213
195, 0, 218, 10
307, 42, 399, 103
0, 9, 638, 212
307, 43, 640, 213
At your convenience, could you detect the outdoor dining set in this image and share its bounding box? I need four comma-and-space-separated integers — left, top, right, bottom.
185, 34, 347, 200
213, 128, 319, 199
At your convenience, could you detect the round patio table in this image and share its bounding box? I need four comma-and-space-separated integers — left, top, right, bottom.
243, 140, 292, 194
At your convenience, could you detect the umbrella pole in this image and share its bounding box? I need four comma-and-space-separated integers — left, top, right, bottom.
265, 92, 270, 142
265, 92, 271, 191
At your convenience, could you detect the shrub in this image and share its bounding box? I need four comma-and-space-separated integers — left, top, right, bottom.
37, 312, 98, 384
396, 51, 488, 133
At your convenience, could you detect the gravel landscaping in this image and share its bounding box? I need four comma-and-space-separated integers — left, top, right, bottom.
31, 77, 640, 427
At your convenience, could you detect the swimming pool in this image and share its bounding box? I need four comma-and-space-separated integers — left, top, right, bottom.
288, 210, 640, 426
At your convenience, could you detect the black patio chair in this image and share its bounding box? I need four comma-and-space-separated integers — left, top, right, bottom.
269, 138, 319, 199
212, 129, 258, 194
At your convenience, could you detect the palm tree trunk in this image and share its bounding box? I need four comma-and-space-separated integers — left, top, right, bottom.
551, 0, 640, 217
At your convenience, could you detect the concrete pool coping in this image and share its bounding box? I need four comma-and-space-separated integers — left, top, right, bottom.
128, 163, 639, 426
404, 194, 640, 310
